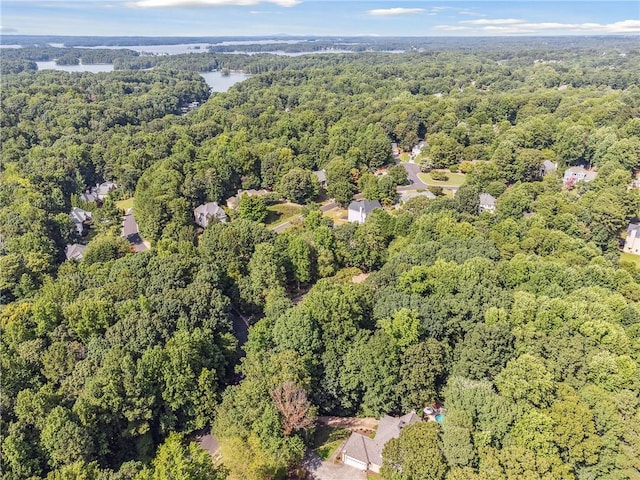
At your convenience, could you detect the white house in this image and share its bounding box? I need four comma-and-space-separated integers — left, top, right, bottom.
478, 193, 497, 214
563, 166, 597, 185
348, 200, 382, 224
194, 202, 227, 228
342, 411, 421, 474
623, 223, 640, 256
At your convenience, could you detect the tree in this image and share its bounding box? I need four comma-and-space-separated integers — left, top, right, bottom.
238, 194, 267, 223
82, 235, 131, 265
277, 168, 319, 204
287, 236, 314, 289
381, 422, 447, 480
40, 406, 94, 469
495, 354, 555, 407
398, 339, 447, 411
270, 381, 316, 436
136, 433, 227, 480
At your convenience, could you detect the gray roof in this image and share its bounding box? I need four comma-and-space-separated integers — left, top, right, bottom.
313, 169, 327, 183
400, 191, 436, 203
479, 193, 496, 207
69, 207, 92, 224
628, 223, 640, 235
95, 182, 117, 199
80, 190, 99, 203
194, 202, 227, 227
65, 243, 86, 261
342, 411, 420, 469
348, 200, 382, 215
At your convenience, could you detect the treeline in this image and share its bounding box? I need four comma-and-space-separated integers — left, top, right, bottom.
1, 40, 640, 480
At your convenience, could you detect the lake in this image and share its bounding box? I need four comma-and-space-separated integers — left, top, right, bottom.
35, 61, 249, 92
36, 61, 114, 73
199, 71, 252, 92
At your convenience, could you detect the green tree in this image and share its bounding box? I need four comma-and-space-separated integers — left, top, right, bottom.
277, 168, 320, 204
237, 194, 267, 223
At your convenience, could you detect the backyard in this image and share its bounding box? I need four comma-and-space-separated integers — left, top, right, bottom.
620, 252, 640, 268
265, 203, 303, 228
311, 426, 351, 461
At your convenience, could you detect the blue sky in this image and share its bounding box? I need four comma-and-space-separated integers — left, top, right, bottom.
1, 1, 639, 37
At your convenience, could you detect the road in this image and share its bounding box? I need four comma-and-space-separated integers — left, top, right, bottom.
397, 162, 461, 193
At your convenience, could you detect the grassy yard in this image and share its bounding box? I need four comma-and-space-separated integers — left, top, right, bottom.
322, 206, 348, 225
311, 426, 350, 461
265, 203, 302, 227
399, 152, 410, 162
620, 252, 640, 268
116, 197, 135, 211
418, 171, 467, 187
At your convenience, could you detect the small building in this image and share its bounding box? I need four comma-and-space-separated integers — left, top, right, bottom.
226, 189, 269, 210
348, 200, 382, 224
563, 166, 597, 185
398, 190, 436, 205
69, 207, 92, 235
409, 140, 426, 161
65, 243, 86, 261
540, 160, 558, 176
342, 411, 421, 474
194, 202, 227, 228
478, 193, 497, 214
623, 223, 640, 256
79, 190, 99, 204
313, 169, 327, 188
79, 181, 117, 203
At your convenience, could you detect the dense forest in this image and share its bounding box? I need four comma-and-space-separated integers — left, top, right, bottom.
1, 37, 640, 480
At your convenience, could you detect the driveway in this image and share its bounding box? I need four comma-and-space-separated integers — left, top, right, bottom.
302, 451, 366, 480
398, 162, 427, 191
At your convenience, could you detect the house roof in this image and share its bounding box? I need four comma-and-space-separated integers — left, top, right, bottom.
313, 169, 327, 183
65, 243, 86, 261
628, 223, 640, 235
193, 202, 227, 226
348, 200, 382, 214
542, 160, 557, 171
343, 411, 420, 469
95, 182, 117, 199
400, 191, 436, 203
479, 193, 496, 206
70, 207, 92, 224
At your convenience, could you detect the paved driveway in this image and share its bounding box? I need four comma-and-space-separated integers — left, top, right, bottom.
303, 451, 366, 480
398, 162, 427, 191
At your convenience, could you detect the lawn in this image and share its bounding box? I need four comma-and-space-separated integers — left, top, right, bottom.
399, 152, 410, 162
620, 252, 640, 268
311, 426, 350, 461
418, 171, 467, 187
322, 206, 348, 225
116, 197, 135, 211
265, 203, 302, 227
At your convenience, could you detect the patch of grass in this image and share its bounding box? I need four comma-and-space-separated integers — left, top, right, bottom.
399, 152, 410, 162
311, 426, 350, 460
620, 252, 640, 268
264, 203, 302, 227
116, 197, 135, 211
418, 171, 467, 187
322, 206, 348, 225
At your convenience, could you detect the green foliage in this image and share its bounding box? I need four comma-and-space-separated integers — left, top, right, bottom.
238, 195, 268, 223
277, 168, 320, 204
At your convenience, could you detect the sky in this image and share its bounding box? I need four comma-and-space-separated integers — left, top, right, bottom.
1, 0, 639, 37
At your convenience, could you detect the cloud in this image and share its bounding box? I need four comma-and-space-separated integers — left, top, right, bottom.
437, 18, 640, 35
368, 7, 425, 17
0, 26, 19, 32
128, 0, 298, 7
462, 18, 523, 26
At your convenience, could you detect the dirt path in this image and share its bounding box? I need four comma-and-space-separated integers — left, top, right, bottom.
317, 416, 379, 433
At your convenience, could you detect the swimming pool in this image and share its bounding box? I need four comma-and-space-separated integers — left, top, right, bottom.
435, 414, 444, 423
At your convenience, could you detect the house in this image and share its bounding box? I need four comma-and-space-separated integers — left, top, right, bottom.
313, 169, 327, 188
479, 193, 497, 214
563, 166, 597, 185
398, 190, 436, 205
226, 189, 269, 209
342, 411, 421, 473
79, 182, 117, 203
69, 207, 92, 235
348, 200, 382, 224
391, 143, 400, 159
623, 223, 640, 256
194, 202, 227, 228
409, 140, 426, 161
95, 182, 117, 200
540, 160, 558, 176
65, 243, 86, 261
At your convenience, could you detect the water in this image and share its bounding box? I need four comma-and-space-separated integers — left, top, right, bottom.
435, 414, 444, 423
36, 61, 114, 73
199, 71, 251, 92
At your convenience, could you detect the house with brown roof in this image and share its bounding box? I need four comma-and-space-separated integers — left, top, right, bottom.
341, 411, 420, 473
